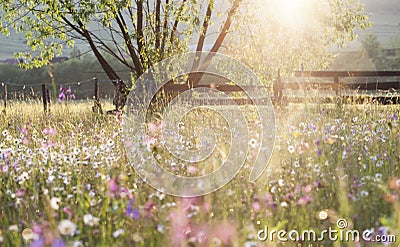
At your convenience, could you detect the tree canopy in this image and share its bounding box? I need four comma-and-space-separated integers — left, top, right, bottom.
0, 0, 369, 108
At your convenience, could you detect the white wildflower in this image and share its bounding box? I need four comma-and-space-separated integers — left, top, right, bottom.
50, 197, 61, 210
112, 228, 125, 238
288, 145, 295, 154
18, 172, 30, 184
9, 225, 18, 231
57, 219, 76, 236
72, 241, 84, 247
83, 214, 100, 227
22, 228, 35, 240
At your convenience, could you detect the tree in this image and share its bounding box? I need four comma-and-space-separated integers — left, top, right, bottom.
0, 0, 368, 109
361, 34, 381, 61
225, 0, 369, 83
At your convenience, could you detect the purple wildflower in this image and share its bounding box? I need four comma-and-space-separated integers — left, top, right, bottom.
314, 180, 322, 188
30, 236, 45, 247
126, 199, 140, 219
32, 224, 43, 235
109, 179, 118, 193
284, 192, 293, 201
16, 188, 25, 197
298, 195, 312, 206
126, 199, 133, 216
52, 239, 66, 247
133, 209, 139, 219
63, 207, 75, 219
58, 92, 65, 103
145, 200, 155, 211
58, 86, 75, 102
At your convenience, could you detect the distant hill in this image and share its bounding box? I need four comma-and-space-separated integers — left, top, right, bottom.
0, 29, 89, 61
0, 30, 28, 60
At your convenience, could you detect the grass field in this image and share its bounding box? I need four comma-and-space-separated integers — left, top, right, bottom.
0, 100, 399, 246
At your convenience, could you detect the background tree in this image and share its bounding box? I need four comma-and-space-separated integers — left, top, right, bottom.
361, 34, 381, 61
0, 0, 369, 108
226, 0, 369, 83
0, 0, 243, 110
358, 34, 400, 70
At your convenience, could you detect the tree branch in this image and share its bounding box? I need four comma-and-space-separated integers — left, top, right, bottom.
155, 0, 161, 49
192, 0, 242, 85
137, 0, 145, 65
190, 0, 214, 82
115, 11, 144, 75
169, 0, 187, 48
160, 0, 170, 58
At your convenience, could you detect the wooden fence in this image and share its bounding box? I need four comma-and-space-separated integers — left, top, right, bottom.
275, 70, 400, 104
1, 77, 109, 114
163, 70, 400, 105
2, 71, 400, 114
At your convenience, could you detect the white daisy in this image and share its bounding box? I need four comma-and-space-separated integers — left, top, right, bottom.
58, 219, 76, 236
83, 214, 100, 227
50, 197, 61, 210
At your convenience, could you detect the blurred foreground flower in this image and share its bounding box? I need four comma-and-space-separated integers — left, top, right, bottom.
57, 220, 76, 236
50, 197, 61, 210
83, 214, 100, 227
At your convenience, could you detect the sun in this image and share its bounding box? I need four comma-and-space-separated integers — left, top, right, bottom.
265, 0, 315, 30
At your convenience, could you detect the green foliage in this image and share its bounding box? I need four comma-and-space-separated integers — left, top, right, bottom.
328, 34, 400, 70
0, 0, 369, 89
361, 34, 381, 60
226, 0, 369, 86
358, 34, 400, 70
0, 0, 202, 74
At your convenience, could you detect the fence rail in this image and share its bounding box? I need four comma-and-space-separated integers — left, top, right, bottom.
273, 70, 400, 105
2, 70, 400, 114
163, 70, 400, 105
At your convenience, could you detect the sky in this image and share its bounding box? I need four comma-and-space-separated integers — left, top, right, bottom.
345, 0, 400, 50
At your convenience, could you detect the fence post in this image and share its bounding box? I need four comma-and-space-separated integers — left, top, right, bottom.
333, 76, 339, 96
2, 82, 7, 113
273, 70, 282, 105
115, 80, 121, 111
95, 77, 100, 101
42, 84, 47, 113
46, 88, 51, 109
22, 85, 26, 101
92, 77, 103, 114
301, 64, 308, 102
333, 76, 342, 105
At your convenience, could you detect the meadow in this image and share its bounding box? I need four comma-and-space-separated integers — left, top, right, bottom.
0, 100, 399, 246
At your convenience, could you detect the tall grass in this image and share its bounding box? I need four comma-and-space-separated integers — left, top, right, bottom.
0, 100, 399, 246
